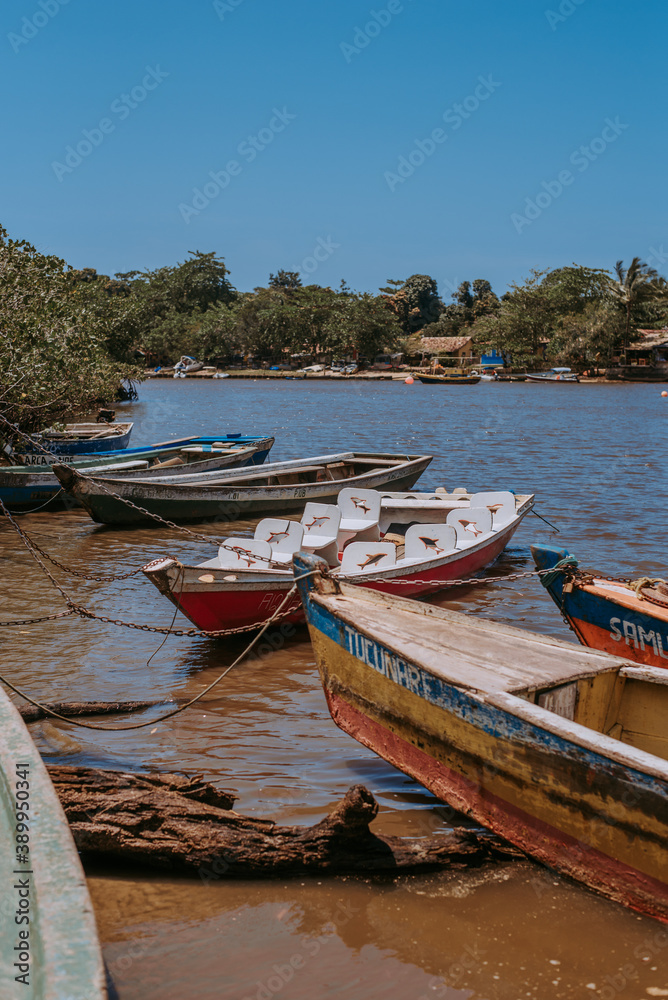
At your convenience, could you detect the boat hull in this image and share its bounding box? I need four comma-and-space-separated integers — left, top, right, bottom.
416, 375, 481, 385
0, 689, 106, 996
15, 423, 133, 458
296, 560, 668, 922
533, 545, 668, 669
145, 514, 525, 632
55, 454, 432, 526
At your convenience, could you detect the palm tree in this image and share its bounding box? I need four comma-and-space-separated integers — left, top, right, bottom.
609, 257, 667, 346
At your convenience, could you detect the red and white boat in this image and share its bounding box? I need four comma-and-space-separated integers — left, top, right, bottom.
142, 487, 535, 633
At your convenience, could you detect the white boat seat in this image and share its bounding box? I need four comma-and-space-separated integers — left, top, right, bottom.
404, 523, 457, 563
301, 503, 340, 546
254, 518, 304, 563
446, 507, 493, 547
301, 503, 341, 567
337, 488, 381, 546
340, 541, 396, 575
218, 538, 273, 570
470, 491, 516, 527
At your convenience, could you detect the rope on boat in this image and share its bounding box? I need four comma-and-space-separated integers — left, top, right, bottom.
3, 489, 66, 516
528, 508, 560, 533
0, 578, 314, 731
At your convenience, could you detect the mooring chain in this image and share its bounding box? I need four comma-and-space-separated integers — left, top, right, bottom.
337, 567, 557, 587
0, 610, 76, 627
66, 600, 298, 637
88, 476, 281, 566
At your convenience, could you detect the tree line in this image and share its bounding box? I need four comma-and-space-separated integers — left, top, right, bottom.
1, 221, 667, 429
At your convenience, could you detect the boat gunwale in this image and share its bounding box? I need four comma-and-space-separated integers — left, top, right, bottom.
62, 453, 433, 498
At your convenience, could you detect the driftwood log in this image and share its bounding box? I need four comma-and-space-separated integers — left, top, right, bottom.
19, 700, 163, 723
47, 765, 520, 877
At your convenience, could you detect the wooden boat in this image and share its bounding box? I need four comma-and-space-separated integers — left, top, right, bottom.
12, 421, 134, 460
533, 544, 668, 669
52, 452, 433, 526
525, 368, 579, 383
0, 686, 106, 996
142, 488, 534, 632
0, 435, 274, 513
294, 553, 668, 922
416, 369, 481, 385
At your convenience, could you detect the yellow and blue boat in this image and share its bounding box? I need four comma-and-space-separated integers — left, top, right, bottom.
295, 553, 668, 922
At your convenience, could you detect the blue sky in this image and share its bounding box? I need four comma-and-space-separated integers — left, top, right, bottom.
2, 0, 667, 298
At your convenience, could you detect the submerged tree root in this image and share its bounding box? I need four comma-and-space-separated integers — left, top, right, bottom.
47, 765, 520, 877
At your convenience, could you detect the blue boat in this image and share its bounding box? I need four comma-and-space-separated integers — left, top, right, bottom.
13, 421, 134, 461
0, 434, 274, 512
532, 544, 668, 670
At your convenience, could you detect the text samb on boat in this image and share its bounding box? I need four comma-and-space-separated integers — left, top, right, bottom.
533, 544, 668, 669
295, 553, 668, 922
142, 487, 534, 632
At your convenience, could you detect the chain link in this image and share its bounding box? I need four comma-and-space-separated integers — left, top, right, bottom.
337, 567, 554, 587
0, 610, 76, 627
66, 599, 299, 637
81, 473, 282, 565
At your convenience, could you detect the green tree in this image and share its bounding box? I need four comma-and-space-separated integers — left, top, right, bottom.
609, 257, 668, 345
0, 226, 140, 432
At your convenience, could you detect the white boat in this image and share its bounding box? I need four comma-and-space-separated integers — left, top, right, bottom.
525, 367, 579, 383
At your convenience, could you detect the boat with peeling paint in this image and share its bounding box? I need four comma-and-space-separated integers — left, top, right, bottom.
533, 544, 668, 668
294, 552, 668, 922
52, 452, 433, 526
0, 686, 106, 997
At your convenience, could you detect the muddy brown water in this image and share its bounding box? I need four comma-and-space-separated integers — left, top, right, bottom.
2, 379, 667, 999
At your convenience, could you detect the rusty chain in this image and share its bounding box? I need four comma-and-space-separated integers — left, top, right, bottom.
0, 610, 76, 627
66, 599, 299, 637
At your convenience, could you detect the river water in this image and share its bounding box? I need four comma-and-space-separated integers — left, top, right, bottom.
2, 378, 667, 999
